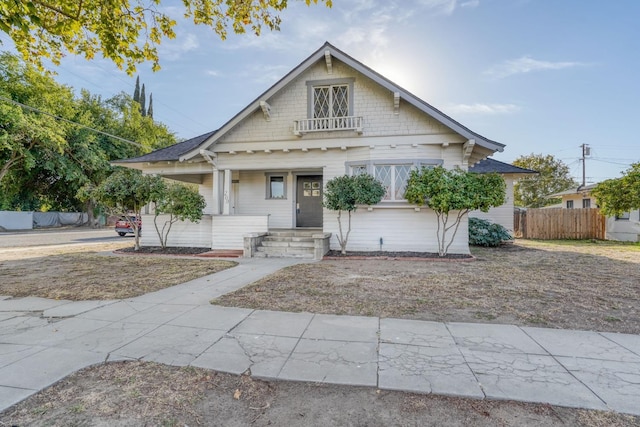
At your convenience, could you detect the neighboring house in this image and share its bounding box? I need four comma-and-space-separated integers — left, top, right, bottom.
548, 185, 640, 242
468, 158, 537, 233
548, 184, 598, 209
114, 42, 508, 257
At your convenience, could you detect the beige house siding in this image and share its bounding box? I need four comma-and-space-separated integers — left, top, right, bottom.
470, 175, 516, 232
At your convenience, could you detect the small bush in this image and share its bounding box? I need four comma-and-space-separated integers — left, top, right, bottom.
469, 217, 513, 247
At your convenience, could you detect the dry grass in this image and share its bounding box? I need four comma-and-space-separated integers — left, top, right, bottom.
214, 239, 640, 333
0, 242, 236, 300
2, 361, 638, 427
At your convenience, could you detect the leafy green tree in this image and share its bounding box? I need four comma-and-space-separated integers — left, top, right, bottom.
151, 182, 206, 249
591, 163, 640, 217
0, 52, 73, 185
1, 0, 332, 74
512, 154, 577, 208
93, 168, 162, 250
323, 174, 385, 254
404, 166, 506, 257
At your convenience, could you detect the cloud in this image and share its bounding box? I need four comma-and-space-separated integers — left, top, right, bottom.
205, 70, 220, 77
157, 33, 199, 61
446, 103, 521, 115
416, 0, 457, 15
460, 0, 480, 8
485, 56, 588, 78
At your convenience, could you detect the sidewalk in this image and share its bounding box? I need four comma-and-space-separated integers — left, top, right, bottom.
1, 257, 639, 416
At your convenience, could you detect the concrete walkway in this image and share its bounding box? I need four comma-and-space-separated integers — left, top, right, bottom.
1, 257, 639, 416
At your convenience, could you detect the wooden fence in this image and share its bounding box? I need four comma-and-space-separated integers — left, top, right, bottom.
514, 208, 606, 240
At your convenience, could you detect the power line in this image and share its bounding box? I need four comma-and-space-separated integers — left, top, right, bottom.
0, 95, 144, 148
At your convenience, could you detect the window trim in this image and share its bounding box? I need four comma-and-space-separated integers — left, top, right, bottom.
582, 198, 591, 209
566, 200, 574, 209
345, 159, 444, 203
265, 172, 288, 200
615, 212, 630, 221
307, 78, 355, 119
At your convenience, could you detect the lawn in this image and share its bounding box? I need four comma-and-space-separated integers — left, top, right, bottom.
213, 239, 640, 334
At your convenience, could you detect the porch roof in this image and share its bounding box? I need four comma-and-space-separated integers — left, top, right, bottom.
112, 130, 217, 165
469, 158, 537, 175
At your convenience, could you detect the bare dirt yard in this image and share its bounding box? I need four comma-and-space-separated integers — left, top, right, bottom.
215, 239, 640, 334
2, 361, 639, 427
0, 241, 236, 300
2, 238, 639, 426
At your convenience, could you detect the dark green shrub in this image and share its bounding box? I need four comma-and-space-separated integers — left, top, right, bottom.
469, 217, 513, 247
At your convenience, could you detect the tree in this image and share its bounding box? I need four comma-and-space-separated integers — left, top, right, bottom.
147, 93, 153, 119
0, 52, 73, 188
323, 174, 385, 254
512, 154, 577, 208
404, 166, 506, 257
151, 182, 206, 249
133, 76, 140, 104
93, 168, 162, 250
1, 0, 332, 74
591, 163, 640, 217
140, 84, 146, 116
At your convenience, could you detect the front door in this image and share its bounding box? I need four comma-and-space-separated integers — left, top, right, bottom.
296, 175, 323, 227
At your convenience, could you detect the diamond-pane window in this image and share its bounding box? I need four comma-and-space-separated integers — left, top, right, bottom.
352, 165, 367, 176
313, 84, 349, 119
373, 164, 412, 201
395, 165, 411, 200
375, 165, 392, 200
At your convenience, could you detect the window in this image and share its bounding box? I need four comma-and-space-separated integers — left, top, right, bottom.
313, 84, 349, 119
374, 164, 412, 201
615, 212, 630, 221
582, 199, 591, 208
352, 165, 368, 176
566, 200, 574, 209
265, 173, 287, 199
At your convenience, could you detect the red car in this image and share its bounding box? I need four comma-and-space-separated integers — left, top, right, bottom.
115, 215, 142, 237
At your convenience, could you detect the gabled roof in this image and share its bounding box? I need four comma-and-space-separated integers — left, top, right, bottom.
548, 183, 597, 197
113, 130, 217, 164
174, 41, 505, 162
469, 158, 537, 175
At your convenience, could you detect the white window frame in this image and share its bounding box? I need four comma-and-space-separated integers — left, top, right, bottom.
307, 78, 355, 119
566, 200, 574, 209
265, 172, 287, 200
582, 198, 591, 208
345, 159, 443, 203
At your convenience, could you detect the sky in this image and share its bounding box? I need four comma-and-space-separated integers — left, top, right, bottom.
2, 0, 639, 184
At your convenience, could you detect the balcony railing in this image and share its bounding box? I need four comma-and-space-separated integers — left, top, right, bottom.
293, 116, 363, 136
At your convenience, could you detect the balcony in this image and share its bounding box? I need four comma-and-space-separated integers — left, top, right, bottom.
293, 116, 363, 136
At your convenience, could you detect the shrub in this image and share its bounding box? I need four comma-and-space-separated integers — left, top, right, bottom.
469, 217, 512, 247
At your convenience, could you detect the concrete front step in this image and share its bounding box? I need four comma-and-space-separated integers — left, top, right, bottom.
254, 248, 314, 259
261, 240, 314, 248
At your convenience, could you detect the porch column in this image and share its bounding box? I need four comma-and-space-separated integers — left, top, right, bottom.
223, 169, 232, 215
211, 169, 221, 215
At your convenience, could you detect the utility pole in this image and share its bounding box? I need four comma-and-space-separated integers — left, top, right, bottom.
580, 143, 590, 188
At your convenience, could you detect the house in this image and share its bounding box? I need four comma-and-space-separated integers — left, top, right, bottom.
468, 158, 537, 233
115, 42, 508, 258
548, 185, 640, 242
548, 184, 598, 209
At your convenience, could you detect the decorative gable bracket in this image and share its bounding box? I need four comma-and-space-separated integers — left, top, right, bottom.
324, 50, 332, 74
463, 139, 475, 164
393, 92, 400, 115
259, 101, 271, 121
